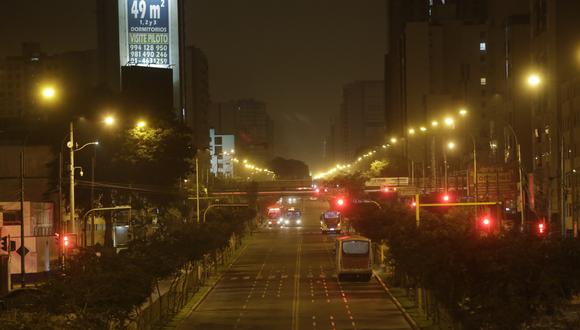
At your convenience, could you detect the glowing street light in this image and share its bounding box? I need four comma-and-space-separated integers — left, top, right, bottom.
390, 137, 397, 144
419, 126, 427, 132
527, 73, 541, 87
136, 120, 147, 128
444, 117, 455, 127
408, 128, 415, 135
447, 141, 456, 150
104, 115, 115, 126
431, 121, 439, 127
459, 109, 467, 116
41, 86, 56, 100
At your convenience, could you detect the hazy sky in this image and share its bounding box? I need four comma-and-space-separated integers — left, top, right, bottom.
1, 1, 386, 172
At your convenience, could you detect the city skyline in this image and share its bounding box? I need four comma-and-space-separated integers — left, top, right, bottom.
0, 0, 387, 171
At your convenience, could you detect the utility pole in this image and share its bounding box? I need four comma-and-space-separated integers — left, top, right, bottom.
90, 149, 96, 246
196, 156, 200, 223
19, 151, 25, 288
68, 121, 76, 243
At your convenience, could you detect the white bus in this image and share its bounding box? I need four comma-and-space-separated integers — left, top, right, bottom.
335, 235, 373, 281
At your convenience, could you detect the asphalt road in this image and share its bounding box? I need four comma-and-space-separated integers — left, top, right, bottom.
176, 199, 412, 330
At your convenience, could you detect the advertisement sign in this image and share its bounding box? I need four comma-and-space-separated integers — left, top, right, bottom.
467, 163, 518, 201
126, 0, 170, 66
365, 177, 409, 187
119, 0, 181, 110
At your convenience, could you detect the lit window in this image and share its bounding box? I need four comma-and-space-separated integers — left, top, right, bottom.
480, 42, 486, 51
480, 77, 487, 85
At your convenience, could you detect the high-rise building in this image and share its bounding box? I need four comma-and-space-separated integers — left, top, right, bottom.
209, 99, 274, 164
183, 46, 210, 150
337, 81, 385, 161
530, 0, 580, 233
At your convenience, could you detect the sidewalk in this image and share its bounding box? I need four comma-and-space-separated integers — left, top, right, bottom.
159, 236, 252, 329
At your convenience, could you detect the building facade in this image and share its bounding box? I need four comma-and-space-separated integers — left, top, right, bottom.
336, 81, 385, 161
209, 128, 235, 177
209, 99, 274, 165
530, 0, 580, 235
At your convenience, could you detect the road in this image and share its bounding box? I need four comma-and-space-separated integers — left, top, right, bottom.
176, 199, 412, 330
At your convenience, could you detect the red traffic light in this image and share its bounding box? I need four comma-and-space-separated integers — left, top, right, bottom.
411, 201, 417, 207
538, 222, 546, 234
482, 218, 491, 226
63, 235, 70, 248
315, 188, 320, 193
337, 198, 345, 206
442, 194, 450, 202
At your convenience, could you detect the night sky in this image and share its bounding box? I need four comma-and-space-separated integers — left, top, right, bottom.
1, 1, 386, 172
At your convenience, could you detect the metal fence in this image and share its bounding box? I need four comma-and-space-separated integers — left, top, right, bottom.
127, 234, 241, 329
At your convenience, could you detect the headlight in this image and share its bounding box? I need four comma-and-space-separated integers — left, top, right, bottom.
268, 221, 272, 224
296, 219, 301, 224
284, 220, 290, 224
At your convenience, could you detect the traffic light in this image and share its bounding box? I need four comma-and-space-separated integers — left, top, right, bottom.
63, 235, 70, 248
334, 197, 348, 209
442, 194, 450, 202
537, 222, 546, 235
478, 216, 493, 234
1, 236, 7, 251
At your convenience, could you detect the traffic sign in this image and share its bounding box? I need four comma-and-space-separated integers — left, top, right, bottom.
16, 246, 29, 257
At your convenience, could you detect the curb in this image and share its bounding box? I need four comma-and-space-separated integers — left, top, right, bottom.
373, 271, 420, 330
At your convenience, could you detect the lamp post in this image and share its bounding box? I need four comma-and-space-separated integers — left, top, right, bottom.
67, 121, 102, 244
502, 123, 525, 231
68, 121, 76, 241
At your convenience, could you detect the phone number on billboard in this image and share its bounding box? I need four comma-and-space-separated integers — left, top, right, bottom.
128, 47, 169, 65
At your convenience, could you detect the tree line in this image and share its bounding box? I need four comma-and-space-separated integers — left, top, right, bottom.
0, 207, 256, 329
350, 202, 580, 329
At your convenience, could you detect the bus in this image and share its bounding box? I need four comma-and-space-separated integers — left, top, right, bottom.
335, 235, 373, 281
320, 210, 342, 234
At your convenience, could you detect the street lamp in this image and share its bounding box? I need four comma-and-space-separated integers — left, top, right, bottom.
444, 117, 455, 127
136, 120, 147, 128
527, 73, 541, 88
444, 141, 456, 192
41, 86, 56, 99
103, 115, 115, 126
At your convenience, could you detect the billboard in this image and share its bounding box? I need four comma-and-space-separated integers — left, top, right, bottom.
118, 0, 181, 109
126, 0, 169, 66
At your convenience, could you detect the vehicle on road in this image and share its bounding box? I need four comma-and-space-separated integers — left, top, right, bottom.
266, 206, 284, 227
282, 208, 302, 227
335, 235, 373, 281
320, 210, 341, 234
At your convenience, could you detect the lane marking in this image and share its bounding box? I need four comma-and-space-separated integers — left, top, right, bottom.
291, 237, 303, 330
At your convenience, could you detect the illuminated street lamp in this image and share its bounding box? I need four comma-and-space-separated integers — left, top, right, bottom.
104, 115, 115, 126
41, 86, 56, 100
459, 109, 467, 116
447, 141, 456, 150
431, 121, 439, 127
527, 73, 541, 87
390, 137, 397, 144
136, 120, 147, 128
444, 117, 455, 127
408, 128, 415, 135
